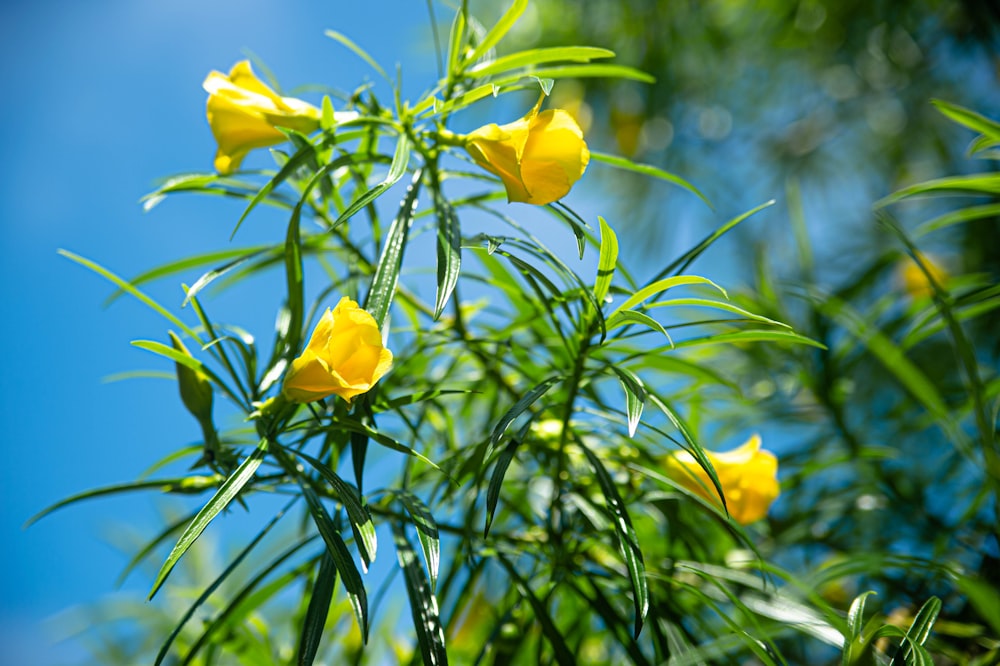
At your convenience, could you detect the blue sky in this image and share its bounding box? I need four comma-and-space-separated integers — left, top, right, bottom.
0, 1, 443, 662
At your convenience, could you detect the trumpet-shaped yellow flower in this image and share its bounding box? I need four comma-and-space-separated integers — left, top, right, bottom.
282, 297, 393, 403
203, 60, 321, 174
464, 99, 590, 205
663, 435, 779, 524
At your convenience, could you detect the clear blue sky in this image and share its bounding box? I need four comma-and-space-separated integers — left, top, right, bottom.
0, 1, 441, 662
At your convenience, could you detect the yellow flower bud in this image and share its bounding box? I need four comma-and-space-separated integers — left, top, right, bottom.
464, 99, 590, 205
897, 252, 948, 299
663, 435, 779, 525
282, 297, 393, 403
203, 60, 321, 174
168, 331, 214, 424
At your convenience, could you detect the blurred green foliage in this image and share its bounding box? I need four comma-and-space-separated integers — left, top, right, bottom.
42, 1, 1000, 664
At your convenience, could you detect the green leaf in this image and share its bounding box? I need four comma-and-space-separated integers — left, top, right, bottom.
594, 216, 618, 303
148, 439, 268, 600
605, 309, 674, 346
334, 133, 411, 229
155, 498, 295, 666
914, 202, 1000, 237
297, 553, 337, 666
230, 143, 321, 240
463, 0, 529, 67
612, 275, 726, 316
670, 329, 826, 350
876, 173, 1000, 207
59, 250, 203, 345
301, 485, 369, 641
291, 449, 377, 572
433, 187, 462, 319
646, 297, 789, 327
577, 441, 649, 637
646, 392, 727, 517
931, 99, 1000, 154
468, 46, 615, 78
336, 420, 449, 477
393, 524, 449, 666
610, 366, 646, 438
653, 200, 775, 281
485, 437, 521, 537
365, 169, 422, 329
847, 591, 878, 643
25, 476, 220, 529
490, 376, 562, 447
102, 245, 269, 307
390, 491, 441, 591
890, 596, 941, 666
445, 6, 466, 80
325, 30, 390, 82
131, 339, 243, 408
178, 537, 316, 665
590, 152, 710, 207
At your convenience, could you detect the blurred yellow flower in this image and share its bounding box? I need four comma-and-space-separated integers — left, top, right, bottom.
203, 60, 321, 174
282, 297, 393, 403
898, 253, 948, 299
664, 435, 779, 524
464, 99, 590, 205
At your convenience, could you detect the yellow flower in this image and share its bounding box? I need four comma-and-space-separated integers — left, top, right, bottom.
898, 252, 948, 299
663, 435, 779, 524
464, 98, 590, 205
203, 60, 321, 174
282, 297, 393, 403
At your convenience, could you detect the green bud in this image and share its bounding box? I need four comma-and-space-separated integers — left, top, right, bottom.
168, 331, 214, 424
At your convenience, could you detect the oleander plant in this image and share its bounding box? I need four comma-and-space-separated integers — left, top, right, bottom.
35, 1, 1000, 664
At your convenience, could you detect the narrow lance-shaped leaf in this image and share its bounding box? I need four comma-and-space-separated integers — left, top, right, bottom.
611, 366, 646, 438
931, 99, 1000, 152
131, 339, 243, 408
297, 552, 338, 666
289, 448, 377, 572
325, 30, 390, 83
58, 249, 204, 345
576, 440, 649, 638
179, 537, 317, 666
462, 0, 528, 67
605, 310, 673, 347
490, 376, 562, 447
433, 187, 462, 319
148, 439, 268, 600
611, 275, 727, 317
25, 476, 221, 529
229, 142, 327, 240
653, 199, 776, 281
876, 173, 1000, 207
366, 169, 423, 329
155, 497, 296, 666
646, 297, 789, 327
393, 523, 448, 666
590, 152, 710, 208
646, 392, 728, 518
594, 216, 618, 304
485, 437, 521, 538
334, 133, 412, 229
468, 46, 615, 78
301, 485, 369, 641
890, 596, 941, 666
392, 491, 441, 590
